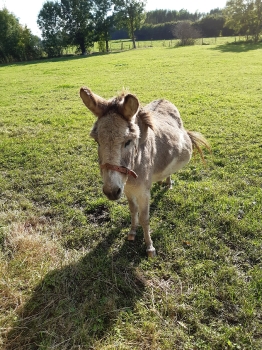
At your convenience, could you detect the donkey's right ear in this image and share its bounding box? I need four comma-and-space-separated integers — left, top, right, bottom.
80, 87, 108, 118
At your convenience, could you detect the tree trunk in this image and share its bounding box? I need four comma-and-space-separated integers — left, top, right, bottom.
80, 38, 86, 55
132, 34, 136, 49
130, 21, 136, 49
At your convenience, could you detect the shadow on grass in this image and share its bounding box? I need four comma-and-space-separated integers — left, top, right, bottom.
150, 182, 171, 209
165, 41, 262, 53
209, 41, 262, 53
3, 182, 171, 349
4, 228, 146, 349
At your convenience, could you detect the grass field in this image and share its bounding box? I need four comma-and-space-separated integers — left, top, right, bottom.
0, 40, 262, 349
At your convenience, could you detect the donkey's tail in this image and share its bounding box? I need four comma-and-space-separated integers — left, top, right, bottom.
187, 130, 211, 162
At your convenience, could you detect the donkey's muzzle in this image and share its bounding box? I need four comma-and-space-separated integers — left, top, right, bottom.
103, 186, 122, 201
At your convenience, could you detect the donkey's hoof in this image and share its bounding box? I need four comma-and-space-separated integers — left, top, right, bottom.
127, 233, 136, 241
147, 249, 156, 258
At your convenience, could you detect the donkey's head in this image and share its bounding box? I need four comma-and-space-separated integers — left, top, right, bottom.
80, 87, 141, 200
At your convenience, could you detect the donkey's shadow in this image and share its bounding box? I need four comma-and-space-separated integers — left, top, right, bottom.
4, 229, 146, 350
4, 184, 170, 349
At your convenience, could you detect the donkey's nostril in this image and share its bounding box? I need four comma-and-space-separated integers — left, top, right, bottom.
103, 186, 122, 201
111, 187, 122, 200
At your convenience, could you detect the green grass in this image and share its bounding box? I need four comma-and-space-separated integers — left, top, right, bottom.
0, 40, 262, 349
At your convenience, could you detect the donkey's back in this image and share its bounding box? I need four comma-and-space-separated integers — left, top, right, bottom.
142, 99, 193, 184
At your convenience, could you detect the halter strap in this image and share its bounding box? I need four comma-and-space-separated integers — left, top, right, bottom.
100, 163, 138, 179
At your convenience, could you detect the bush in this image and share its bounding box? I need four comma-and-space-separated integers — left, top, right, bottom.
172, 21, 201, 46
98, 40, 106, 52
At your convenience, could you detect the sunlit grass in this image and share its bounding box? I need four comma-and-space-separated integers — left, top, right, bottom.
0, 39, 262, 349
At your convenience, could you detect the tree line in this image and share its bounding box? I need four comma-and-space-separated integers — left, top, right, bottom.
133, 4, 261, 41
0, 8, 42, 63
145, 9, 203, 24
1, 0, 262, 63
134, 14, 233, 41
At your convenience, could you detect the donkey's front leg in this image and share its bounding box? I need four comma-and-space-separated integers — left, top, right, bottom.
137, 192, 156, 257
126, 196, 139, 241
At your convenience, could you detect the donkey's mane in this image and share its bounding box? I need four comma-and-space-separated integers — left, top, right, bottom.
138, 110, 154, 130
103, 91, 155, 131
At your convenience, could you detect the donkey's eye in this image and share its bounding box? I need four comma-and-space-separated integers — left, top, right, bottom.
124, 140, 132, 148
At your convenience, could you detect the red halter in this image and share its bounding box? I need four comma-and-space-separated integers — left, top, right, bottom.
100, 163, 138, 179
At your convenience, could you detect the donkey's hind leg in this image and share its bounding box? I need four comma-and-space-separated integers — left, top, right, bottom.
165, 175, 173, 189
158, 176, 173, 189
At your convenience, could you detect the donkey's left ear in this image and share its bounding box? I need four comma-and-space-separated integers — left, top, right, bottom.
80, 87, 108, 118
119, 94, 139, 121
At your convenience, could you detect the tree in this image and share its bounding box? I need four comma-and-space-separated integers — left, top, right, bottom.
248, 0, 262, 41
145, 10, 178, 24
0, 8, 20, 62
114, 0, 146, 48
224, 0, 262, 42
37, 1, 65, 57
93, 0, 114, 52
172, 21, 201, 46
38, 0, 95, 56
17, 26, 43, 61
224, 0, 251, 38
144, 9, 202, 25
178, 9, 198, 21
0, 8, 43, 62
197, 14, 225, 37
60, 0, 94, 54
209, 7, 224, 15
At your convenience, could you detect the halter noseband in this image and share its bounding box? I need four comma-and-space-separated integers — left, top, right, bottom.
100, 163, 138, 179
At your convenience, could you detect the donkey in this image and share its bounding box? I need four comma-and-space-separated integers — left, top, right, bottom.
80, 87, 209, 257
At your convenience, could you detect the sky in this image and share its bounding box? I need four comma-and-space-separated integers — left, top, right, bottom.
1, 0, 228, 37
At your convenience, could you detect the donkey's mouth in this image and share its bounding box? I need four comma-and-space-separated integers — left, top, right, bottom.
103, 187, 122, 201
